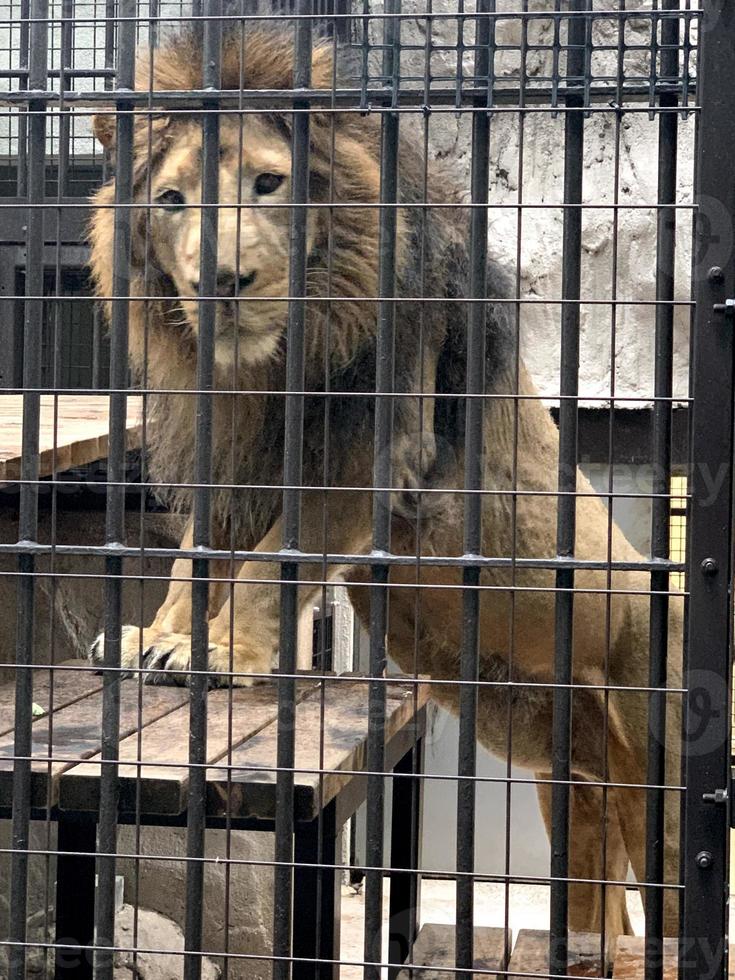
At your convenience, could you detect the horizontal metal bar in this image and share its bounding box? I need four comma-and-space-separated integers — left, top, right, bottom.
3, 749, 688, 792
0, 836, 683, 888
0, 844, 688, 889
0, 200, 700, 211
0, 292, 696, 307
0, 567, 690, 601
0, 389, 695, 415
0, 68, 116, 80
0, 541, 689, 573
0, 479, 692, 503
0, 90, 698, 110
0, 659, 686, 695
0, 386, 696, 404
4, 8, 701, 26
0, 936, 687, 979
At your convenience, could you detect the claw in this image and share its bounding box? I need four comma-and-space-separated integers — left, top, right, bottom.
142, 645, 179, 686
143, 647, 168, 671
206, 671, 226, 690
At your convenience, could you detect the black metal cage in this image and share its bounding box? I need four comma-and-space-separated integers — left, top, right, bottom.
1, 1, 734, 979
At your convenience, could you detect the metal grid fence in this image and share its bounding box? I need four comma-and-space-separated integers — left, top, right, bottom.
1, 1, 734, 979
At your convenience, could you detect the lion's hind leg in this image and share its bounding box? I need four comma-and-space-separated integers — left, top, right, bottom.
535, 776, 633, 962
607, 701, 681, 939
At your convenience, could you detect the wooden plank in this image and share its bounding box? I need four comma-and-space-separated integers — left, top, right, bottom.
0, 659, 103, 737
507, 929, 605, 979
59, 680, 320, 815
0, 394, 142, 482
397, 923, 508, 980
206, 678, 429, 822
612, 936, 735, 978
0, 680, 189, 808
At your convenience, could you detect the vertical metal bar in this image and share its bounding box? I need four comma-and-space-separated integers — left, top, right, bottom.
183, 5, 222, 979
92, 0, 117, 390
454, 2, 492, 977
597, 5, 627, 966
549, 2, 587, 976
94, 0, 136, 974
645, 6, 679, 978
54, 813, 97, 979
503, 0, 521, 967
57, 0, 73, 200
15, 0, 30, 198
388, 741, 423, 979
8, 1, 47, 976
293, 803, 341, 980
363, 5, 400, 979
680, 2, 735, 976
272, 9, 312, 980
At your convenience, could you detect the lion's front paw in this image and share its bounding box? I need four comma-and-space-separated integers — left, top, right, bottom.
88, 625, 276, 688
88, 624, 151, 679
144, 636, 277, 688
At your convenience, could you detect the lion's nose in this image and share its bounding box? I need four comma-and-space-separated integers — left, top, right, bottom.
189, 271, 256, 296
215, 270, 256, 297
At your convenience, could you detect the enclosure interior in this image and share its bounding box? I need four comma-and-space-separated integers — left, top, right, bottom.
0, 1, 732, 979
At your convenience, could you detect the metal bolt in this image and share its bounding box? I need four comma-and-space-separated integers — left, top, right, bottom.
696, 850, 713, 869
701, 557, 718, 576
703, 788, 728, 804
714, 298, 735, 315
708, 266, 725, 284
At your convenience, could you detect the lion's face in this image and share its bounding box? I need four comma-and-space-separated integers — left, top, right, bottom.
147, 115, 319, 368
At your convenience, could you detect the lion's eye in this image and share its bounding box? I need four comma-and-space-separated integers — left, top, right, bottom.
155, 189, 186, 211
254, 173, 285, 196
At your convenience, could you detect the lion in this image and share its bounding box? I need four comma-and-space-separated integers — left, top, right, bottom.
88, 27, 683, 955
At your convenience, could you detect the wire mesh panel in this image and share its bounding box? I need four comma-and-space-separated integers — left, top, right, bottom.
0, 2, 734, 980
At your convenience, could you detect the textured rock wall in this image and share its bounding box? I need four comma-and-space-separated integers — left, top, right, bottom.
389, 0, 696, 403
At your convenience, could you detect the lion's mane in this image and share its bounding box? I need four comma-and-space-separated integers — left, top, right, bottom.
88, 28, 514, 545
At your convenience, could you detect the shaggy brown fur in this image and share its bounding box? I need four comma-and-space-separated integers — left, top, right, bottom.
88, 28, 683, 952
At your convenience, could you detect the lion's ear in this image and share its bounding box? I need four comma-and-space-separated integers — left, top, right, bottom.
93, 113, 116, 150
311, 44, 334, 88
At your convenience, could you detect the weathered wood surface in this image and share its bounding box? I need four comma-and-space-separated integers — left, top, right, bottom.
59, 680, 320, 815
0, 661, 189, 808
206, 678, 429, 821
0, 667, 428, 820
507, 929, 605, 978
612, 936, 735, 978
0, 394, 142, 482
0, 660, 103, 737
397, 922, 509, 980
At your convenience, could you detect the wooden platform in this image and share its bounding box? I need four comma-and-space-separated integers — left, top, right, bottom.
495, 931, 735, 979
398, 922, 510, 979
0, 394, 142, 482
507, 929, 604, 978
613, 936, 735, 978
0, 660, 428, 822
394, 928, 735, 980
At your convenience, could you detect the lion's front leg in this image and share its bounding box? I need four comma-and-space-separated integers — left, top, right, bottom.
88, 517, 236, 682
123, 573, 282, 688
125, 489, 374, 687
